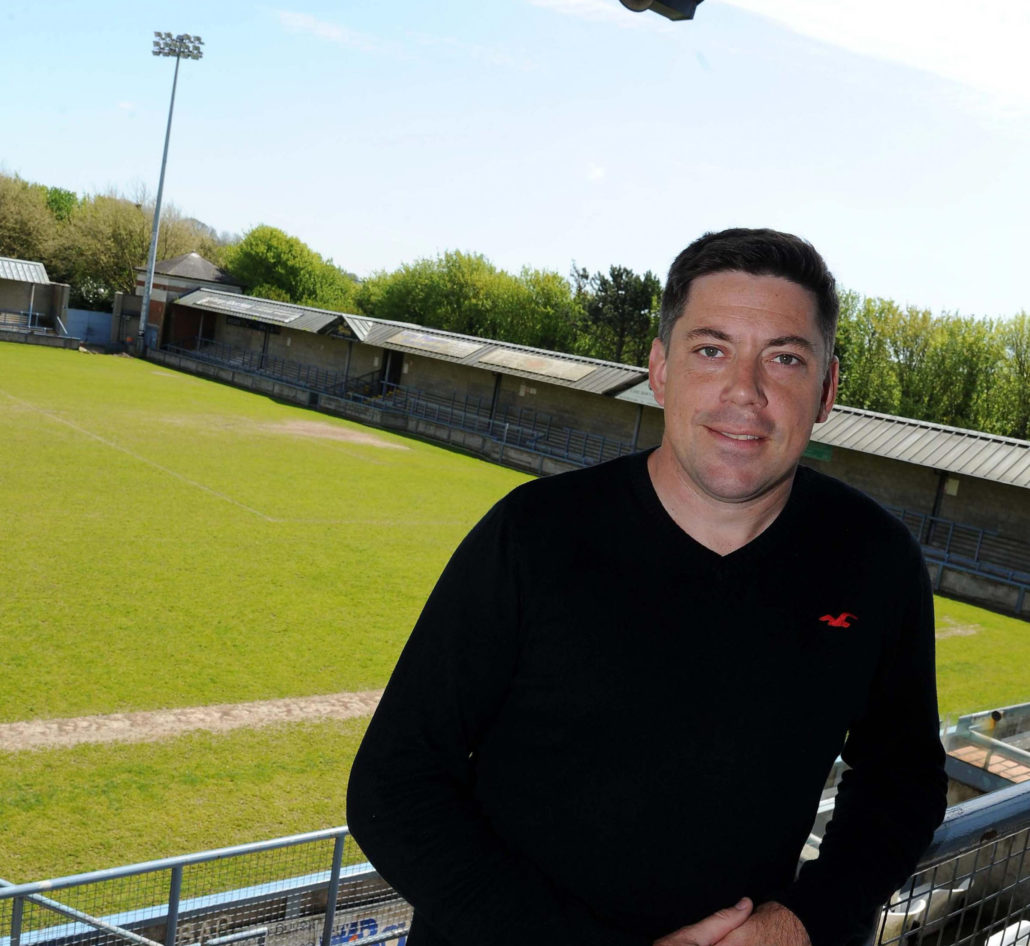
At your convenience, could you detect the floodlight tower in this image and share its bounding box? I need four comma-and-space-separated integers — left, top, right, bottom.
139, 31, 204, 354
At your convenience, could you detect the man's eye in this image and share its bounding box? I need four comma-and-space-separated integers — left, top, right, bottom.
698, 346, 722, 358
774, 353, 801, 365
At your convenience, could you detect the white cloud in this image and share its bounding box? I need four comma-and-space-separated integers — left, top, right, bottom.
720, 0, 1030, 106
276, 10, 384, 53
586, 163, 606, 181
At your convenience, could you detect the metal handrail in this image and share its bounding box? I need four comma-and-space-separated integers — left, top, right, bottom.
4, 785, 1030, 946
0, 828, 348, 901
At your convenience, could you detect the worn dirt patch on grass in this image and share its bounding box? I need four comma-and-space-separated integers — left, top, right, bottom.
936, 616, 982, 640
263, 420, 408, 449
0, 690, 382, 752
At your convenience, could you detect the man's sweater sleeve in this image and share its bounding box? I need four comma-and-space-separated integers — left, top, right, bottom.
776, 549, 949, 946
346, 497, 650, 946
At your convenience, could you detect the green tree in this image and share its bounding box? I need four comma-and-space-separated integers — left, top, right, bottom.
357, 251, 583, 353
48, 192, 216, 309
916, 314, 1001, 430
0, 173, 55, 262
990, 312, 1030, 439
578, 264, 661, 365
45, 187, 79, 222
223, 225, 356, 311
48, 194, 149, 307
511, 267, 581, 352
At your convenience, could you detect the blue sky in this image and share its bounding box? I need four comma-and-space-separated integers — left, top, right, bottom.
2, 0, 1028, 317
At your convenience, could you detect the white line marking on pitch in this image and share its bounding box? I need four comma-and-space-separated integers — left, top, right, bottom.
2, 389, 277, 522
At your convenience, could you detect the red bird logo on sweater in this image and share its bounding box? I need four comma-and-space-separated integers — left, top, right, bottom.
820, 612, 857, 628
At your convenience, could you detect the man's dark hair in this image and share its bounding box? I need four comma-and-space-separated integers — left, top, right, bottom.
658, 227, 839, 363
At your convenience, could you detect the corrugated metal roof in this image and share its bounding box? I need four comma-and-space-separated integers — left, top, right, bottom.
0, 257, 49, 284
174, 289, 645, 395
811, 405, 1030, 489
341, 316, 377, 342
174, 289, 342, 334
357, 319, 645, 395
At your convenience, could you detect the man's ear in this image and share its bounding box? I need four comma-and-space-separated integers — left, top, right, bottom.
816, 356, 839, 423
649, 337, 668, 408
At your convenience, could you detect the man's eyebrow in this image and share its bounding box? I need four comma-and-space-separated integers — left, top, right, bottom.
767, 334, 816, 352
684, 327, 732, 342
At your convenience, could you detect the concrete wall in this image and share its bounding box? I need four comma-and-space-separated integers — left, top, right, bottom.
801, 445, 940, 515
347, 342, 381, 380
220, 319, 269, 353
150, 348, 316, 408
927, 560, 1030, 618
400, 353, 497, 406
398, 350, 660, 449
638, 405, 664, 450
269, 330, 350, 373
934, 475, 1030, 543
0, 331, 79, 350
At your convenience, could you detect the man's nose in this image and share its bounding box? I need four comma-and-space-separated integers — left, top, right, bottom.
722, 357, 767, 408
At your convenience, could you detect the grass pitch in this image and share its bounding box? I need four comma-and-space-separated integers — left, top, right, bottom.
0, 344, 530, 721
1, 343, 1026, 881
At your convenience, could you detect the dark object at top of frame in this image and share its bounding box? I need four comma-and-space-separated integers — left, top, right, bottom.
619, 0, 704, 21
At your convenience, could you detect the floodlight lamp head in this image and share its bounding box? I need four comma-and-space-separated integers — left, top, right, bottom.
151, 31, 204, 60
620, 0, 654, 9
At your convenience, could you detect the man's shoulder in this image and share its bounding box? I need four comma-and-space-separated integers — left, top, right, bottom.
504, 450, 650, 516
794, 464, 920, 556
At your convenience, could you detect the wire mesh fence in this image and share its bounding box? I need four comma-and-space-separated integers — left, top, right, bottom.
4, 782, 1030, 946
0, 830, 410, 946
876, 823, 1029, 945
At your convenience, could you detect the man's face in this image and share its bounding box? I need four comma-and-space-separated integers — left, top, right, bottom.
648, 270, 838, 507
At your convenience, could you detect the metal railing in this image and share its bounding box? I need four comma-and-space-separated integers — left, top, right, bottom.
161, 339, 636, 469
887, 506, 1030, 609
872, 782, 1030, 945
0, 828, 410, 946
352, 380, 635, 466
4, 782, 1030, 946
0, 311, 55, 334
888, 508, 1030, 577
165, 340, 350, 396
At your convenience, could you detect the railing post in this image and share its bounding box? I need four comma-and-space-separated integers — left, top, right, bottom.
320, 833, 346, 946
165, 865, 183, 946
11, 894, 23, 946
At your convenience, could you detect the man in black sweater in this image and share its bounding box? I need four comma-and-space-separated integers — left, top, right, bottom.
347, 228, 947, 946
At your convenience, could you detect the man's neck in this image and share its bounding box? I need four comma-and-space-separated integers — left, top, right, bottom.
646, 446, 796, 556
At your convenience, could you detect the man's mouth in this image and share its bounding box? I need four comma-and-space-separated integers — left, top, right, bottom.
717, 431, 762, 441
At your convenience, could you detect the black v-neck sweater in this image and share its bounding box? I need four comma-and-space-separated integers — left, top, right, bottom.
347, 451, 947, 946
